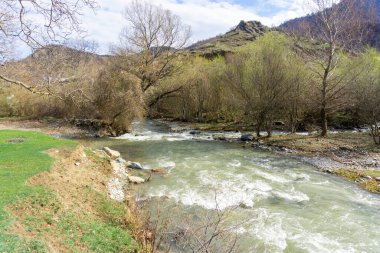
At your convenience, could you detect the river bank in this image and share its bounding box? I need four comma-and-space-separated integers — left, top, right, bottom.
261, 133, 380, 193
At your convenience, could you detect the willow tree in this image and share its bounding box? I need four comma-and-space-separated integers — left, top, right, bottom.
227, 32, 304, 137
115, 0, 191, 108
351, 49, 380, 144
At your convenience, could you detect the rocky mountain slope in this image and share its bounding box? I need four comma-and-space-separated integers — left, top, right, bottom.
187, 20, 271, 57
279, 0, 380, 49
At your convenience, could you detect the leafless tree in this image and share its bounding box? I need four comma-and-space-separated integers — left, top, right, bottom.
0, 0, 96, 94
115, 0, 191, 107
290, 0, 373, 136
1, 40, 101, 101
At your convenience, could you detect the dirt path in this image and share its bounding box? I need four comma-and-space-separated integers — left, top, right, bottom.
0, 118, 88, 137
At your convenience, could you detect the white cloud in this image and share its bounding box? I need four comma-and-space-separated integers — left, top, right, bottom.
80, 0, 310, 54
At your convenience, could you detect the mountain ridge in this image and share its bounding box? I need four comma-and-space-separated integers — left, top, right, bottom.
279, 0, 380, 49
187, 20, 271, 57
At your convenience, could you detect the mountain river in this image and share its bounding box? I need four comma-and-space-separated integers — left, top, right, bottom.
94, 121, 380, 253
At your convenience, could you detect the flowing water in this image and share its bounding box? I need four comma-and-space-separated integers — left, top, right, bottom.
100, 121, 380, 253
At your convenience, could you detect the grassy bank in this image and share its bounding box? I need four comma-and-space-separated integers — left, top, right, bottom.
0, 130, 139, 252
0, 130, 74, 251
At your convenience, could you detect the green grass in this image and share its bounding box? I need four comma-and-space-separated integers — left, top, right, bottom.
0, 130, 74, 252
364, 170, 380, 178
58, 213, 138, 253
335, 169, 380, 194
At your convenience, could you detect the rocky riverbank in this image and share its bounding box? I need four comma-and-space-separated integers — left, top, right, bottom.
95, 147, 170, 202
258, 134, 380, 193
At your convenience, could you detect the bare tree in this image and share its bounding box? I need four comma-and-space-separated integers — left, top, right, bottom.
0, 0, 96, 94
129, 192, 253, 253
115, 0, 191, 107
288, 0, 373, 136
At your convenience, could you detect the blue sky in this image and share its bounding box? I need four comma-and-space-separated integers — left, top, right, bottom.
77, 0, 309, 53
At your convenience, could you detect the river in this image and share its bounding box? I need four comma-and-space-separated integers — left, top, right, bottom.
96, 120, 380, 253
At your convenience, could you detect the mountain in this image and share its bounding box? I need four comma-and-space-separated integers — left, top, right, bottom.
25, 44, 107, 64
279, 0, 380, 49
187, 20, 271, 57
2, 45, 108, 87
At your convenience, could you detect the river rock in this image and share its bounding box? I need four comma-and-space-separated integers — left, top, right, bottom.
103, 147, 121, 159
128, 162, 144, 170
241, 134, 254, 142
375, 177, 380, 182
212, 134, 226, 141
116, 157, 127, 164
151, 168, 169, 174
190, 130, 201, 135
128, 176, 145, 184
362, 175, 373, 180
111, 160, 128, 179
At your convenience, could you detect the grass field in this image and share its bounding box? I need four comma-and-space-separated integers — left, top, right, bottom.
0, 130, 74, 252
0, 130, 139, 252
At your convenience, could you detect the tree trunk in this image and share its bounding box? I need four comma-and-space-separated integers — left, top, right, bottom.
321, 107, 328, 137
256, 126, 261, 138
371, 121, 380, 145
256, 114, 265, 138
266, 120, 272, 138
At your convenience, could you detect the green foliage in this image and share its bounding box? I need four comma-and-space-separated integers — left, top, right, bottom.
227, 32, 308, 135
0, 130, 74, 252
154, 32, 311, 135
349, 48, 380, 144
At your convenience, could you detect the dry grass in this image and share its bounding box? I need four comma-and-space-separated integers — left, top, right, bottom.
266, 132, 378, 153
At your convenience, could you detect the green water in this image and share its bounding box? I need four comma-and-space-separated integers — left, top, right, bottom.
100, 121, 380, 253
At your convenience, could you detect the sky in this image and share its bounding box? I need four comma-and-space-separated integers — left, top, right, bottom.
80, 0, 310, 54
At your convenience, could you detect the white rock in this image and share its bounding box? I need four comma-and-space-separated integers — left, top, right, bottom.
116, 157, 127, 164
128, 176, 145, 184
110, 160, 128, 179
108, 178, 125, 202
103, 147, 121, 159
